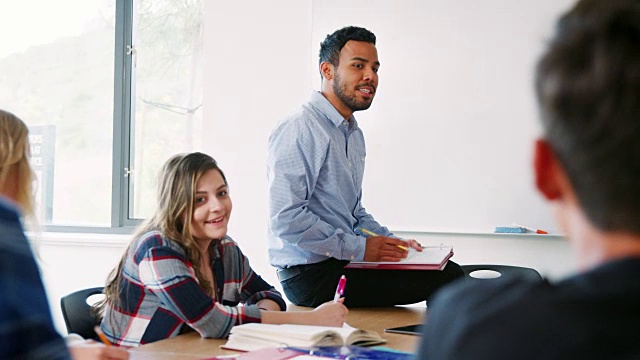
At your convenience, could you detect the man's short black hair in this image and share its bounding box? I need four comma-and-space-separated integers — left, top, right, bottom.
319, 26, 376, 69
535, 0, 640, 233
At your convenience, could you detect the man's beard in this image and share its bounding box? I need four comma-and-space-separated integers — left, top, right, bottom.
333, 72, 374, 112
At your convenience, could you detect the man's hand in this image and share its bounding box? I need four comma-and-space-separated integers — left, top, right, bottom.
406, 239, 423, 251
363, 236, 410, 262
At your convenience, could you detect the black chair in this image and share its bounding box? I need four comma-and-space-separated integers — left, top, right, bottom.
60, 287, 104, 340
461, 264, 543, 281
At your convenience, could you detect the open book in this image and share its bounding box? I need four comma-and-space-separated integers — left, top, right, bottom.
221, 323, 386, 352
345, 245, 454, 270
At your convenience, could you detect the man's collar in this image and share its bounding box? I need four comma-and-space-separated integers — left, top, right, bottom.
309, 91, 358, 129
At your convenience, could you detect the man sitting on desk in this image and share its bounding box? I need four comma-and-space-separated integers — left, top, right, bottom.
419, 0, 640, 358
267, 25, 463, 307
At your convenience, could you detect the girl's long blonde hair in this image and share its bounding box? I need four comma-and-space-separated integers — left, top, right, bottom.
97, 152, 227, 317
0, 109, 35, 217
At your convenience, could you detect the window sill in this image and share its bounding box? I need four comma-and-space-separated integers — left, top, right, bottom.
28, 231, 131, 248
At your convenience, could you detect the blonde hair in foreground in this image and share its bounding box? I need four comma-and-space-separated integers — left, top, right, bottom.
0, 109, 35, 218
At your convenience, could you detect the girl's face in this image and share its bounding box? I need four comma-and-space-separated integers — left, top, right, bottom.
190, 168, 232, 242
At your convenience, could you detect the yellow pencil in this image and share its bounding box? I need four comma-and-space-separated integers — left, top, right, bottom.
357, 227, 408, 250
94, 326, 112, 346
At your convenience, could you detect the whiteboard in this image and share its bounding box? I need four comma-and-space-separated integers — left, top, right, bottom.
309, 0, 576, 234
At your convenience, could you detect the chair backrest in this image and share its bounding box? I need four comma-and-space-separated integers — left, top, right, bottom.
461, 264, 543, 281
60, 287, 104, 340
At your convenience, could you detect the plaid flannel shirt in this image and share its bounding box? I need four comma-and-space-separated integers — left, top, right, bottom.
100, 230, 286, 346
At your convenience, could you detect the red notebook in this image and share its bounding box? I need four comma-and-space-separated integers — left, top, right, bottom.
345, 245, 453, 270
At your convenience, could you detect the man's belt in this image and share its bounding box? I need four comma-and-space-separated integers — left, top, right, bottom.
276, 266, 302, 281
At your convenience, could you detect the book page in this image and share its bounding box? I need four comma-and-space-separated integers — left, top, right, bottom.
224, 323, 354, 352
346, 329, 387, 346
223, 323, 386, 352
356, 246, 453, 265
236, 324, 339, 341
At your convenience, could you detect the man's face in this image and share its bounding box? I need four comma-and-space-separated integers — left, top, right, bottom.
332, 40, 380, 113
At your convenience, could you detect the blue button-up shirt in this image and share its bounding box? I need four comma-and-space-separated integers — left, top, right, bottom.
267, 91, 393, 269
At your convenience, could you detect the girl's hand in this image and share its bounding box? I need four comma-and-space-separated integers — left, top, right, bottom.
68, 340, 130, 360
307, 298, 348, 327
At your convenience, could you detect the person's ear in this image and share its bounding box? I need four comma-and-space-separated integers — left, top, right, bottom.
320, 62, 333, 81
533, 139, 563, 200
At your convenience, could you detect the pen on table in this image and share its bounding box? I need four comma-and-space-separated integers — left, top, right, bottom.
334, 275, 347, 302
356, 227, 408, 250
94, 326, 112, 346
513, 223, 548, 235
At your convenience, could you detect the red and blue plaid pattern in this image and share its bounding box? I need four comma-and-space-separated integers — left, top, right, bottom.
100, 230, 286, 346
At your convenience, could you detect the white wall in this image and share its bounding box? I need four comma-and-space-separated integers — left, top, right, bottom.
33, 233, 129, 335
201, 0, 314, 290
35, 0, 580, 335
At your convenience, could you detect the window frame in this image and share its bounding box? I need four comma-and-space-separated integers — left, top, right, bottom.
43, 0, 140, 234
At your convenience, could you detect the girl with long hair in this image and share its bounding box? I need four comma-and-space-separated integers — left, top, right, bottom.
97, 152, 346, 346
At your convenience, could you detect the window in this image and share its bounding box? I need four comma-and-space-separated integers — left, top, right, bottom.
0, 0, 203, 231
0, 0, 116, 227
128, 0, 204, 220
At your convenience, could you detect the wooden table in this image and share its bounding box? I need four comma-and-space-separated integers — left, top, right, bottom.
130, 305, 425, 359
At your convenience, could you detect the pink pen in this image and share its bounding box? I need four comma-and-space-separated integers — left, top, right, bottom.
334, 275, 347, 302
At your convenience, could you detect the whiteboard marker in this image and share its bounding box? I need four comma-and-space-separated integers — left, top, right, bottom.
513, 223, 548, 234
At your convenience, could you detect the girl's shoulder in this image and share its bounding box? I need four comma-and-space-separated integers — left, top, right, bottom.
218, 235, 238, 247
215, 235, 245, 257
131, 230, 185, 261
